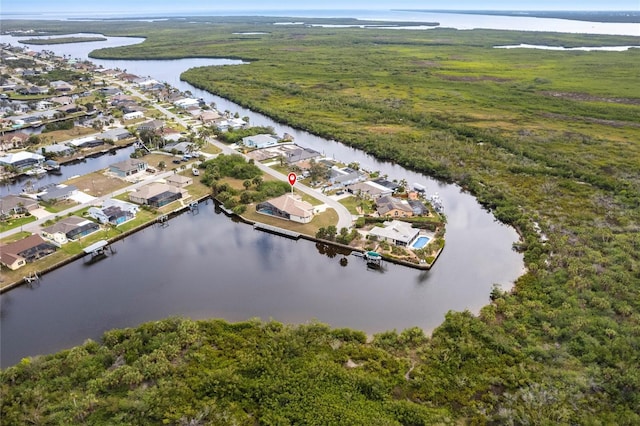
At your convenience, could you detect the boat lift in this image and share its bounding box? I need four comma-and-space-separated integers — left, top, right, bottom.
82, 240, 113, 262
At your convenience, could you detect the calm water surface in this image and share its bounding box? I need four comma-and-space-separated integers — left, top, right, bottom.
0, 34, 526, 367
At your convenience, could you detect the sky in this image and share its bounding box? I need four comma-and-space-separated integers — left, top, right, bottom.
1, 0, 639, 14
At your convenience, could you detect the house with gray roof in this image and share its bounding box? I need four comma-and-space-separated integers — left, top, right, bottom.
329, 167, 366, 187
0, 195, 39, 218
375, 195, 414, 218
0, 151, 44, 170
346, 181, 394, 200
99, 128, 131, 141
129, 182, 182, 207
163, 142, 194, 154
43, 143, 74, 157
38, 185, 77, 203
110, 158, 148, 178
41, 216, 100, 245
137, 120, 165, 133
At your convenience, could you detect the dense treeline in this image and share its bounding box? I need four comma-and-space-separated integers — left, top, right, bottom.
1, 318, 450, 425
1, 18, 639, 423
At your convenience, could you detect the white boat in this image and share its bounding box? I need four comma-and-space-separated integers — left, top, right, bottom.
25, 167, 47, 176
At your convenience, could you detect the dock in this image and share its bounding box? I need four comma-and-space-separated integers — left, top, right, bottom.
82, 240, 113, 261
253, 222, 301, 240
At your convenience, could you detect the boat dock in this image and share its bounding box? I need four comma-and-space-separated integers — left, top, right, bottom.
253, 222, 301, 240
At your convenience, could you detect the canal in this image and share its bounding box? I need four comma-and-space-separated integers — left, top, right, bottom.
0, 34, 524, 367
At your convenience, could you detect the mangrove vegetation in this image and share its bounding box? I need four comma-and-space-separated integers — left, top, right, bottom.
1, 17, 639, 423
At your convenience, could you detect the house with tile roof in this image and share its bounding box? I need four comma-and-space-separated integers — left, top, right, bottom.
0, 234, 57, 270
375, 195, 414, 218
256, 194, 315, 224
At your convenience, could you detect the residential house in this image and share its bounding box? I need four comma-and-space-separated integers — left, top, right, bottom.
241, 134, 279, 149
0, 151, 44, 169
102, 198, 140, 215
215, 117, 247, 131
199, 110, 220, 124
123, 111, 144, 121
166, 174, 192, 188
328, 167, 366, 188
87, 205, 133, 226
41, 216, 100, 245
98, 87, 122, 96
109, 158, 149, 178
0, 195, 39, 218
99, 128, 131, 141
50, 95, 73, 105
137, 120, 164, 133
281, 145, 321, 165
373, 177, 401, 193
0, 131, 30, 150
173, 98, 200, 108
43, 143, 74, 157
129, 182, 182, 207
368, 220, 420, 247
38, 184, 77, 203
134, 77, 158, 87
0, 234, 57, 270
375, 195, 414, 218
163, 142, 194, 155
56, 103, 80, 114
407, 200, 429, 216
35, 100, 54, 110
66, 136, 103, 149
345, 181, 394, 200
256, 194, 315, 224
50, 80, 75, 92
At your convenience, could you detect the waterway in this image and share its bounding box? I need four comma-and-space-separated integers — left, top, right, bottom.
0, 34, 526, 367
0, 146, 136, 196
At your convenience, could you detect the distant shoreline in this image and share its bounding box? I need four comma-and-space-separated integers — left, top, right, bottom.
396, 9, 640, 24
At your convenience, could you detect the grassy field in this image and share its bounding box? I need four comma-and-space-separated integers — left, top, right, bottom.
1, 18, 639, 423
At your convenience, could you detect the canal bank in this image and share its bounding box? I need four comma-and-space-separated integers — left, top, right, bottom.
1, 34, 523, 367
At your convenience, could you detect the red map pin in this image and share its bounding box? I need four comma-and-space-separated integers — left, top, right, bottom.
288, 172, 297, 186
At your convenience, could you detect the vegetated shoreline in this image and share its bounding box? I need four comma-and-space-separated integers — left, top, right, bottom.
18, 36, 107, 45
2, 20, 638, 422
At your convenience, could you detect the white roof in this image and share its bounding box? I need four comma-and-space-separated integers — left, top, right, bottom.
0, 151, 44, 164
66, 136, 98, 147
369, 220, 419, 244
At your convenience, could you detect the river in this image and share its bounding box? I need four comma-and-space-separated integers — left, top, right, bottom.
0, 34, 525, 368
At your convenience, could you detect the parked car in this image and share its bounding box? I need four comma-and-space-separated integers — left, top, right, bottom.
172, 159, 181, 164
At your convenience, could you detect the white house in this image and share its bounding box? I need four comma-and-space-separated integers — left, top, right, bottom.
368, 220, 420, 247
0, 151, 44, 169
241, 134, 279, 149
123, 111, 144, 121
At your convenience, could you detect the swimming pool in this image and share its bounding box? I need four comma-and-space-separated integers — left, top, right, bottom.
411, 236, 430, 249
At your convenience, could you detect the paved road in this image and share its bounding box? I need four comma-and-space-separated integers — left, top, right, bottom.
0, 169, 179, 241
0, 78, 352, 241
206, 138, 354, 230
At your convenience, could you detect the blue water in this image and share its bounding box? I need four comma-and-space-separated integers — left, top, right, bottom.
1, 10, 638, 36
412, 236, 430, 249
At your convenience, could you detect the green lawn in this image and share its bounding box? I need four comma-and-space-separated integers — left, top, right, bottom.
0, 215, 37, 233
